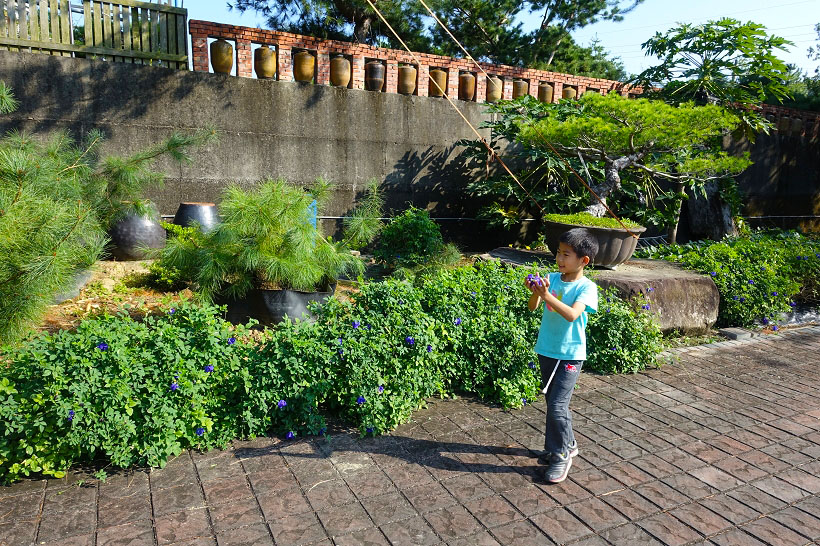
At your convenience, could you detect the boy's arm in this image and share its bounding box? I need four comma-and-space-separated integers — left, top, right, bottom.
541, 294, 587, 322
527, 292, 541, 312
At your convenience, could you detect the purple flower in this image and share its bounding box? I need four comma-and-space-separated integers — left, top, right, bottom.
522, 398, 527, 406
405, 336, 415, 346
378, 385, 384, 393
761, 317, 769, 325
195, 427, 205, 436
352, 321, 360, 329
710, 271, 717, 277
732, 296, 739, 300
96, 342, 108, 351
453, 318, 462, 325
338, 338, 343, 345
278, 399, 287, 409
609, 347, 616, 351
760, 266, 766, 271
286, 431, 294, 439
471, 291, 477, 297
169, 308, 176, 314
606, 308, 610, 313
606, 297, 611, 303
204, 365, 214, 373
772, 291, 778, 296
790, 301, 797, 307
748, 280, 755, 285
338, 348, 344, 355
228, 337, 236, 345
366, 324, 372, 330
357, 395, 366, 405
528, 361, 536, 370
772, 325, 779, 331
740, 297, 746, 302
170, 382, 179, 391
67, 410, 75, 422
426, 345, 433, 353
642, 304, 650, 310
647, 287, 654, 292
398, 300, 404, 305
366, 427, 374, 434
319, 427, 326, 436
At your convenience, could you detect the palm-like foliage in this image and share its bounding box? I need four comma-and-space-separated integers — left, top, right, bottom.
160, 178, 365, 300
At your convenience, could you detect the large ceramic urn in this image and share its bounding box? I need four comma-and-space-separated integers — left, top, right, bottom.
397, 65, 417, 95
486, 76, 503, 103
108, 212, 166, 261
562, 85, 577, 99
538, 82, 554, 103
429, 68, 447, 97
330, 55, 351, 87
365, 61, 385, 91
210, 39, 233, 74
173, 203, 220, 233
293, 51, 315, 82
254, 45, 276, 79
512, 79, 529, 99
458, 72, 476, 101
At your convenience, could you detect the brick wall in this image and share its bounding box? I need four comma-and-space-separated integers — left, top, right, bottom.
189, 19, 630, 103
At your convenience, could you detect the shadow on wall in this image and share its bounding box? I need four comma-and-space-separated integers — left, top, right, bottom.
0, 51, 235, 134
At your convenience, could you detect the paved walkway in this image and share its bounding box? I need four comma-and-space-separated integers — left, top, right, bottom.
2, 327, 820, 546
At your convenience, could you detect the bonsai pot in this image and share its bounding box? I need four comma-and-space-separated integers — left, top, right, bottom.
220, 284, 336, 326
254, 45, 276, 79
365, 60, 385, 91
173, 202, 219, 233
108, 212, 166, 261
54, 268, 94, 304
293, 51, 315, 82
330, 55, 351, 87
542, 219, 646, 269
210, 39, 233, 74
486, 76, 502, 103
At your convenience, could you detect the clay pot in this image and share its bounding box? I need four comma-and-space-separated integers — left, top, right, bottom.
458, 72, 475, 101
486, 76, 503, 103
512, 79, 528, 99
254, 45, 276, 79
398, 65, 417, 95
293, 51, 315, 82
173, 202, 220, 233
543, 220, 646, 270
210, 39, 233, 74
108, 212, 166, 261
330, 55, 351, 87
538, 82, 554, 103
562, 85, 577, 99
429, 68, 447, 97
365, 61, 385, 91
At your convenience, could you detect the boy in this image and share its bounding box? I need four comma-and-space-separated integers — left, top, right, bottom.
525, 228, 598, 483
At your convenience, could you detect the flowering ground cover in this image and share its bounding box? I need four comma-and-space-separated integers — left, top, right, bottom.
0, 260, 662, 484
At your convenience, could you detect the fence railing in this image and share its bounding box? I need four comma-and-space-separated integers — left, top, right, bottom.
0, 0, 187, 68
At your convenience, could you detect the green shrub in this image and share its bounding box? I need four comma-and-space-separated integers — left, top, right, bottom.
636, 231, 819, 328
543, 212, 643, 229
0, 262, 665, 482
587, 288, 664, 374
375, 206, 449, 268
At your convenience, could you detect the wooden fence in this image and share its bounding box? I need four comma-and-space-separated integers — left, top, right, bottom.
0, 0, 187, 68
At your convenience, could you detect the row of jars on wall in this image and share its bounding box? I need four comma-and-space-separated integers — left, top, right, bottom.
210, 39, 583, 102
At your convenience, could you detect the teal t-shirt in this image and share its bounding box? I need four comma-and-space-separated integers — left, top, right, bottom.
534, 273, 598, 360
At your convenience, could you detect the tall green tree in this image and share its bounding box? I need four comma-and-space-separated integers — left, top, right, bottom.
516, 93, 751, 242
631, 18, 793, 138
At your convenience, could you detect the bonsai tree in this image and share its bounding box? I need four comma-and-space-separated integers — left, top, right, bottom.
158, 177, 365, 300
516, 93, 752, 243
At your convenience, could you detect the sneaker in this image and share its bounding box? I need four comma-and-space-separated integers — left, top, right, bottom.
545, 451, 572, 483
537, 441, 578, 465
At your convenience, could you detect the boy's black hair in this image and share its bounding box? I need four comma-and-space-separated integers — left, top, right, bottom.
559, 228, 598, 262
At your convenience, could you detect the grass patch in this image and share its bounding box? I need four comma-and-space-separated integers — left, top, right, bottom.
543, 212, 643, 229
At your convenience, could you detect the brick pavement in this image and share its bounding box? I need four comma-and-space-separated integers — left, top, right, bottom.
2, 326, 820, 546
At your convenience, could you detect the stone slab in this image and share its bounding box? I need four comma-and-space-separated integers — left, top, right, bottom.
482, 250, 719, 333
718, 327, 754, 340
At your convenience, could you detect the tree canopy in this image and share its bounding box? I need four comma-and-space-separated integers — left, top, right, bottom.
228, 0, 635, 79
631, 18, 793, 137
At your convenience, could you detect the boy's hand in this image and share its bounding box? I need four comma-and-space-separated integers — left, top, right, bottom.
526, 273, 549, 297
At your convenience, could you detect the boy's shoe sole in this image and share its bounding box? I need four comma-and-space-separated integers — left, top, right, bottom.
546, 456, 572, 484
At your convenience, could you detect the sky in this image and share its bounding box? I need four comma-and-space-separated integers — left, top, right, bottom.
184, 0, 820, 77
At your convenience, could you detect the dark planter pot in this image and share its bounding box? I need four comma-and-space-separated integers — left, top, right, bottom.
365, 61, 385, 91
173, 202, 220, 233
542, 220, 646, 269
108, 213, 166, 261
221, 284, 336, 326
54, 268, 94, 304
